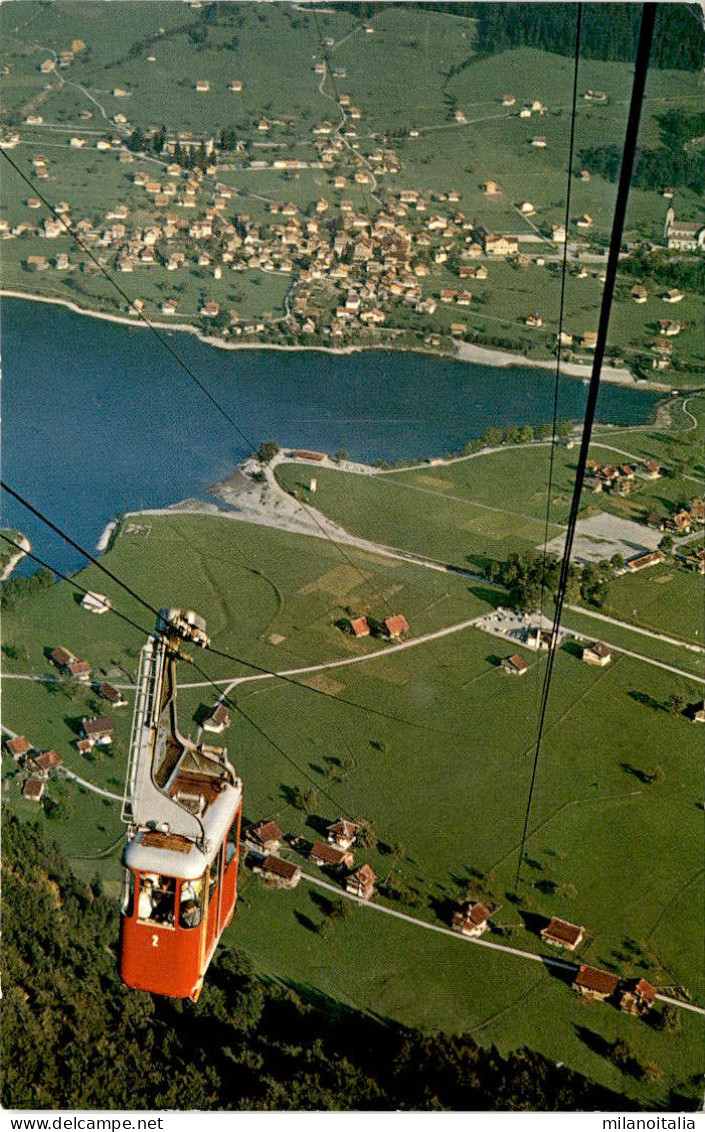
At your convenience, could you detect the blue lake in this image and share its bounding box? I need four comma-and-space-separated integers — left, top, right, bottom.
1, 297, 660, 574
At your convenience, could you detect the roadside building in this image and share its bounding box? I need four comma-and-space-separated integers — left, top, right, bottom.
581, 642, 612, 667
382, 615, 409, 640
620, 978, 656, 1016
541, 917, 585, 951
258, 855, 301, 889
452, 900, 491, 937
250, 820, 284, 854
98, 682, 127, 708
29, 749, 63, 777
346, 864, 377, 900
5, 735, 32, 761
572, 965, 619, 1002
309, 840, 354, 870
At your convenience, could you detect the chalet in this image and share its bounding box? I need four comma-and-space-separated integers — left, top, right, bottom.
76, 739, 93, 756
541, 917, 585, 951
29, 749, 62, 777
327, 819, 358, 850
383, 614, 409, 640
642, 459, 661, 479
581, 331, 598, 350
484, 233, 519, 257
452, 900, 491, 937
200, 301, 220, 318
80, 591, 111, 614
531, 135, 547, 148
691, 700, 705, 723
620, 978, 656, 1016
5, 735, 32, 761
250, 820, 284, 854
631, 285, 648, 303
552, 223, 567, 243
572, 964, 619, 1002
626, 550, 665, 573
309, 840, 354, 870
195, 80, 211, 92
584, 90, 607, 103
482, 181, 501, 196
666, 510, 692, 535
502, 94, 516, 107
663, 289, 684, 304
203, 703, 230, 734
98, 682, 127, 708
659, 320, 682, 336
229, 80, 243, 91
346, 864, 377, 900
581, 642, 612, 667
23, 778, 45, 802
525, 313, 543, 328
501, 654, 528, 676
258, 855, 301, 889
348, 616, 371, 638
80, 716, 114, 746
50, 647, 91, 681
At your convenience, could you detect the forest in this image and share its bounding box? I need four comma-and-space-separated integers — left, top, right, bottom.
2, 816, 652, 1112
580, 111, 705, 196
336, 3, 705, 71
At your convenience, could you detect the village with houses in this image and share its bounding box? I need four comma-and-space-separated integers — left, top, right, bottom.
1, 2, 704, 1112
0, 3, 704, 379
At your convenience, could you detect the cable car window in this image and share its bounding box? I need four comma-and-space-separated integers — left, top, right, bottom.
207, 854, 221, 906
179, 876, 204, 930
137, 873, 176, 926
121, 869, 135, 917
225, 817, 238, 867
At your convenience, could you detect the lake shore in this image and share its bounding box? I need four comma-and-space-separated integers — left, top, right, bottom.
1, 534, 31, 581
1, 287, 672, 393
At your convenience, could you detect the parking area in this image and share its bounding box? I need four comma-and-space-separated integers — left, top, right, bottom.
543, 513, 661, 564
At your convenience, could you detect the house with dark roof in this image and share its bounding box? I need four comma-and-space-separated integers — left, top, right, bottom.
310, 840, 354, 870
250, 820, 284, 853
23, 777, 45, 802
540, 917, 585, 951
258, 855, 301, 889
80, 716, 114, 747
98, 682, 127, 707
572, 965, 619, 1002
203, 702, 231, 734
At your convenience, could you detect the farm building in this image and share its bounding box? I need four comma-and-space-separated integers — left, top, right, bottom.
452, 900, 491, 938
250, 820, 284, 853
540, 917, 585, 951
346, 864, 377, 900
98, 682, 127, 707
501, 654, 528, 676
23, 777, 45, 802
28, 749, 62, 777
347, 616, 371, 638
327, 819, 358, 850
383, 615, 409, 640
5, 735, 32, 761
620, 978, 656, 1016
257, 855, 301, 889
203, 703, 231, 734
310, 841, 354, 870
581, 642, 611, 667
572, 965, 619, 1002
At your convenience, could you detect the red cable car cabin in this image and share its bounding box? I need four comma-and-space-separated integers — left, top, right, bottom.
119, 610, 243, 1001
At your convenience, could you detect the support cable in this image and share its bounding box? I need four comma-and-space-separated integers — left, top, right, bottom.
514, 3, 657, 893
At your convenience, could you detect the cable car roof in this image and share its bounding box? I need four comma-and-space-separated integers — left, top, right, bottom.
125, 778, 242, 879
